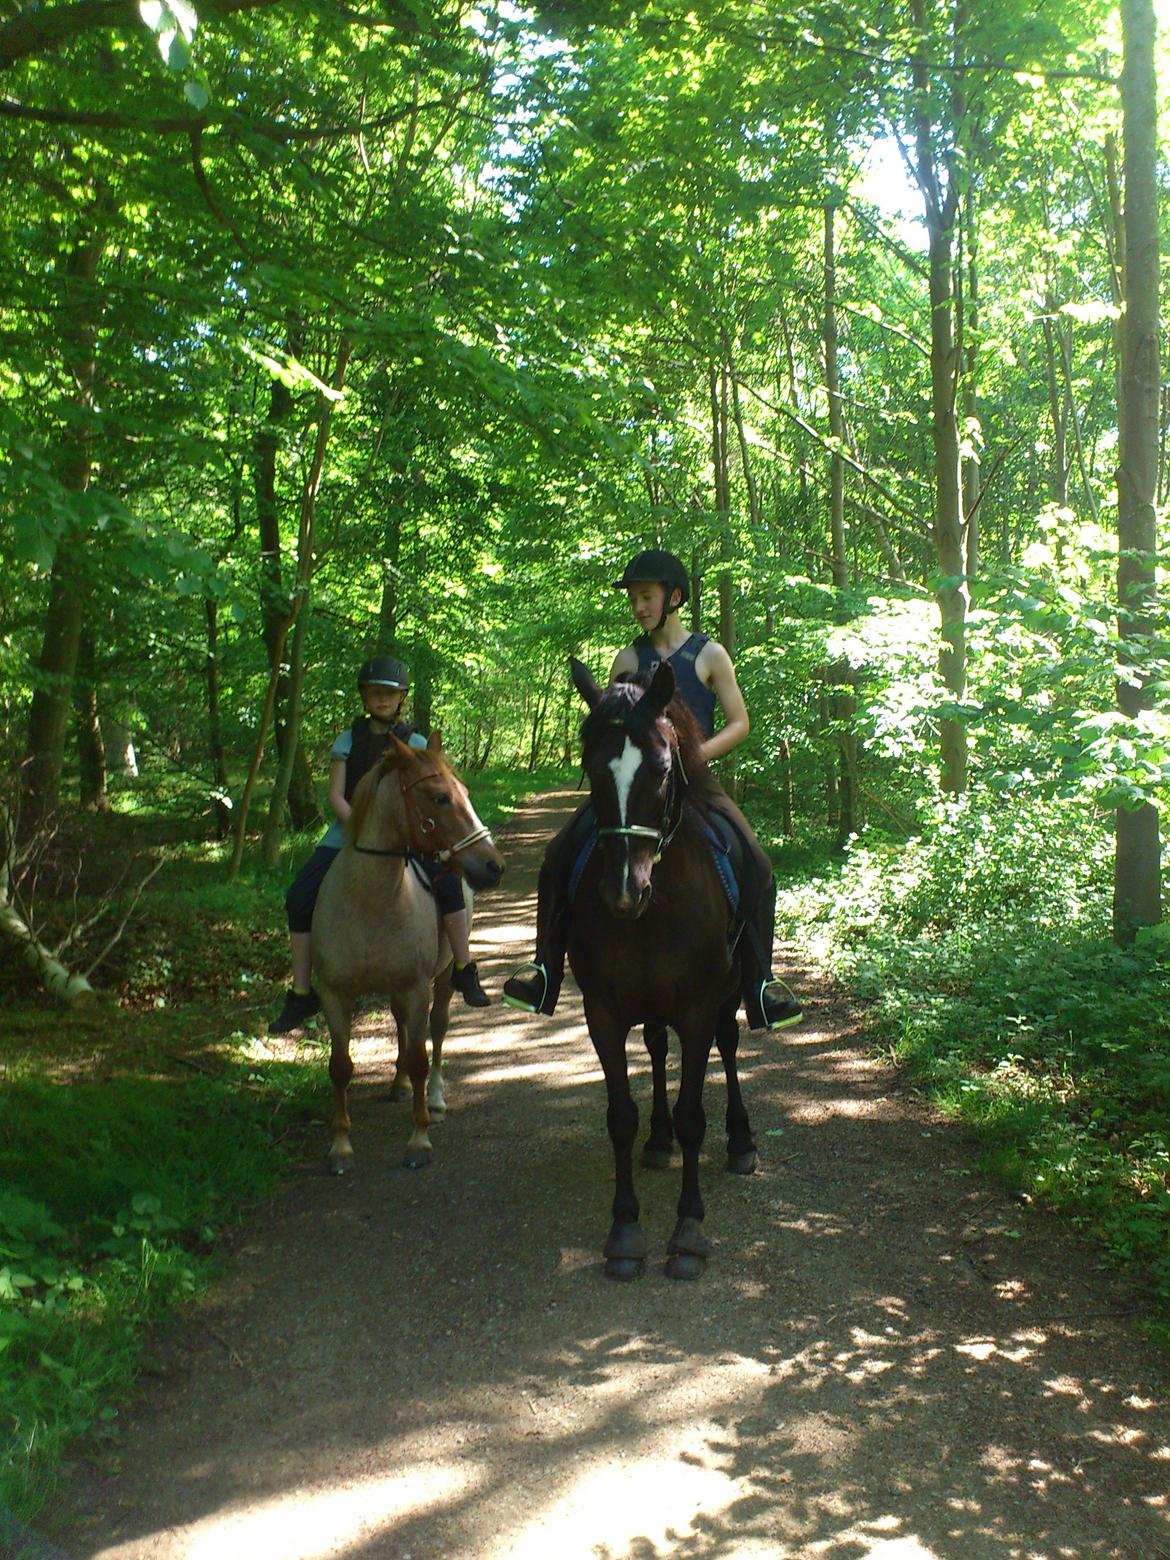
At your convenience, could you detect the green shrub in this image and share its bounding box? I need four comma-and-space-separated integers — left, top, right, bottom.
777, 793, 1170, 1305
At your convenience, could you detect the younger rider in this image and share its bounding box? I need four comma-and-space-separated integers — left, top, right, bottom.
502, 548, 803, 1032
270, 656, 490, 1034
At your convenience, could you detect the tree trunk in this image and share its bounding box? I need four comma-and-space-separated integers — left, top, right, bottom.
379, 505, 402, 650
1113, 0, 1161, 942
253, 327, 319, 833
261, 338, 351, 868
824, 198, 859, 842
962, 185, 981, 581
23, 231, 103, 828
710, 366, 736, 657
778, 737, 794, 838
205, 599, 232, 839
824, 201, 848, 591
909, 0, 968, 795
74, 624, 108, 811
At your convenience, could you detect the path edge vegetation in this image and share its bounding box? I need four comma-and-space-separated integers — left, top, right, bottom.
0, 765, 568, 1531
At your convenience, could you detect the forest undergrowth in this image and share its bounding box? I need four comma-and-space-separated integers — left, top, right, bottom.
0, 763, 570, 1528
772, 794, 1170, 1331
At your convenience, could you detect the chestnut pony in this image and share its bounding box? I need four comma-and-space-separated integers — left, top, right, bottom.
567, 657, 756, 1280
311, 732, 504, 1173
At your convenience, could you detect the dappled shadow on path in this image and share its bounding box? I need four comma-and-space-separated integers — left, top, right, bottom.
52, 789, 1170, 1560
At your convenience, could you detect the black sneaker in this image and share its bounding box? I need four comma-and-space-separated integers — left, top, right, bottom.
760, 980, 803, 1032
450, 961, 490, 1008
502, 963, 551, 1014
270, 987, 321, 1034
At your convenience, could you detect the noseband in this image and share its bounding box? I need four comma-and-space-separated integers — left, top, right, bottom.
592, 718, 688, 863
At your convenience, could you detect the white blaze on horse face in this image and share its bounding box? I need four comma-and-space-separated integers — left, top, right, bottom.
608, 736, 644, 899
608, 737, 642, 830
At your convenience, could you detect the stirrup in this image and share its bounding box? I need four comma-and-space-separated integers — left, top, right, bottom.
501, 962, 549, 1014
759, 978, 803, 1032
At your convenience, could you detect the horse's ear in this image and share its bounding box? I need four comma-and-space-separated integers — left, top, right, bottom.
644, 658, 676, 714
389, 734, 415, 761
569, 656, 602, 709
426, 729, 443, 753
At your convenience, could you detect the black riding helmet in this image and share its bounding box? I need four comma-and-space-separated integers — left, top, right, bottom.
612, 548, 689, 631
357, 655, 410, 691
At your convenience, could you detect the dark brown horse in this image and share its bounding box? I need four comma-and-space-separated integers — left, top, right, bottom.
312, 732, 504, 1172
567, 656, 757, 1280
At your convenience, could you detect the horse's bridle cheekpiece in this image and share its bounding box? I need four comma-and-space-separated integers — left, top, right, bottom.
593, 717, 688, 863
398, 765, 491, 862
351, 763, 491, 862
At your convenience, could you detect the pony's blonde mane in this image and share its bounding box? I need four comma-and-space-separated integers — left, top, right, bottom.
344, 758, 387, 845
344, 744, 456, 845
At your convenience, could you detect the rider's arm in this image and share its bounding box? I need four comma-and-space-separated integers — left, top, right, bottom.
327, 758, 351, 824
608, 646, 639, 682
699, 641, 750, 763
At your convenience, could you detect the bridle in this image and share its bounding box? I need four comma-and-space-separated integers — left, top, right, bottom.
398, 765, 492, 862
352, 764, 492, 862
592, 718, 688, 864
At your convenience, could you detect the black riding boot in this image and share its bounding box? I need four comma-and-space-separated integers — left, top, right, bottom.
714, 803, 804, 1033
502, 805, 589, 1014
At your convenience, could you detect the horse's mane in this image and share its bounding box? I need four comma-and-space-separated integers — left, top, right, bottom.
345, 757, 385, 844
345, 743, 457, 844
583, 672, 722, 812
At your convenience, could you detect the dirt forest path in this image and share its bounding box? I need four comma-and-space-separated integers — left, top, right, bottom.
53, 789, 1170, 1560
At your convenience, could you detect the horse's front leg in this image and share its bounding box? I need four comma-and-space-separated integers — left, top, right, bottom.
427, 965, 454, 1118
641, 1023, 675, 1168
715, 999, 757, 1174
666, 1012, 714, 1280
585, 1002, 644, 1281
321, 988, 357, 1176
395, 987, 434, 1169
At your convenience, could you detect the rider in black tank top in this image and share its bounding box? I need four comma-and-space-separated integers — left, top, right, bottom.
502, 549, 803, 1034
633, 631, 717, 739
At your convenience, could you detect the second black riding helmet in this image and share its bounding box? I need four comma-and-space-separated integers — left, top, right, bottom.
357, 656, 410, 690
612, 549, 690, 632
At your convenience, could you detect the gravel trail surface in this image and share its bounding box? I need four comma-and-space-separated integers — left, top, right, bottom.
52, 789, 1170, 1560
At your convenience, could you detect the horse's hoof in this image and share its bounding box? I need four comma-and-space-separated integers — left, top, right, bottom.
389, 1079, 410, 1102
603, 1220, 647, 1263
641, 1144, 674, 1169
665, 1251, 705, 1281
402, 1147, 433, 1170
604, 1257, 645, 1282
726, 1149, 758, 1175
328, 1153, 354, 1177
667, 1217, 711, 1259
427, 1101, 447, 1120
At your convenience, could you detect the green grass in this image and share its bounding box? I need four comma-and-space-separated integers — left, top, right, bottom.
0, 1060, 323, 1524
774, 794, 1170, 1313
0, 760, 563, 1526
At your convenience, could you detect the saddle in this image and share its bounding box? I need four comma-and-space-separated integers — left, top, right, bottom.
568, 802, 747, 948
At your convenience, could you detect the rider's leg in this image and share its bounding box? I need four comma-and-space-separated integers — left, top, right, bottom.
502, 803, 593, 1014
432, 869, 490, 1007
271, 846, 338, 1033
709, 798, 803, 1032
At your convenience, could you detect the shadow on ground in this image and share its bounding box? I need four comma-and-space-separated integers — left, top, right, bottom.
48, 791, 1170, 1560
